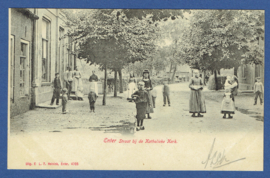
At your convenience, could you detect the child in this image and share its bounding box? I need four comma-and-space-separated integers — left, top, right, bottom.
62, 88, 68, 114
221, 89, 235, 119
254, 77, 264, 105
163, 79, 170, 107
88, 91, 98, 112
132, 81, 151, 131
151, 86, 157, 108
50, 73, 62, 105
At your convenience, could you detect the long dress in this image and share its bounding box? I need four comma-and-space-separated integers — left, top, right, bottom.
142, 78, 154, 114
73, 71, 83, 98
189, 77, 206, 113
221, 93, 235, 114
89, 74, 99, 95
127, 80, 137, 100
132, 90, 150, 121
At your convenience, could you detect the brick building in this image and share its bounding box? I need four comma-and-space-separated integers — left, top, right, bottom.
9, 8, 76, 117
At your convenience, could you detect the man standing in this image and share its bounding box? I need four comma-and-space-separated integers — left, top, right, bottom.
50, 73, 62, 105
89, 70, 99, 95
64, 67, 73, 100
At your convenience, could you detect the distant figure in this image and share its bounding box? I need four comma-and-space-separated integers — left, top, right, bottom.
73, 67, 84, 101
189, 69, 206, 117
88, 91, 98, 113
221, 88, 235, 119
151, 85, 157, 108
230, 75, 238, 102
254, 77, 264, 105
63, 67, 73, 100
163, 79, 171, 107
132, 81, 151, 131
127, 76, 137, 102
50, 73, 62, 105
142, 69, 154, 119
62, 88, 68, 114
89, 70, 99, 96
225, 75, 238, 102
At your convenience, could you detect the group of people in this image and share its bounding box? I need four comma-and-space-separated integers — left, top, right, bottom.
50, 67, 99, 114
129, 70, 171, 131
189, 69, 264, 120
50, 67, 264, 127
188, 69, 239, 119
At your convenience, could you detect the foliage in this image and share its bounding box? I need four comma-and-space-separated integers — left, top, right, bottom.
179, 10, 264, 71
62, 9, 159, 71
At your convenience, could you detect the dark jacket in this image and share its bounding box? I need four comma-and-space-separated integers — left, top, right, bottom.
89, 74, 99, 82
53, 78, 62, 89
163, 84, 170, 95
88, 91, 98, 102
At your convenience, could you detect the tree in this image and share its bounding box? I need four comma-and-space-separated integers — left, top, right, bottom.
63, 9, 159, 103
179, 10, 264, 89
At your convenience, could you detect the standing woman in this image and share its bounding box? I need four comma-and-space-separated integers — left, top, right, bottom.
73, 66, 84, 101
142, 69, 154, 119
127, 75, 137, 102
189, 69, 206, 117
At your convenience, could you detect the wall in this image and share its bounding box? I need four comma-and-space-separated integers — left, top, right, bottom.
10, 9, 33, 117
35, 9, 72, 104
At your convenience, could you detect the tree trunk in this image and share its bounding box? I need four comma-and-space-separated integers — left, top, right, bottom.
114, 69, 117, 97
102, 64, 107, 105
234, 66, 239, 77
214, 70, 218, 91
118, 69, 123, 93
171, 64, 177, 83
169, 62, 173, 79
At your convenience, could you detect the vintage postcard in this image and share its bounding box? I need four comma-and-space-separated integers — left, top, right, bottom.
8, 8, 264, 170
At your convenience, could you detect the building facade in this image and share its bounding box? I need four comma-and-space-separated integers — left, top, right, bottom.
9, 8, 76, 117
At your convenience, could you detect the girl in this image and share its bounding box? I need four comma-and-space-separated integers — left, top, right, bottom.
132, 82, 151, 131
221, 88, 235, 119
142, 70, 154, 119
127, 76, 137, 102
189, 69, 206, 117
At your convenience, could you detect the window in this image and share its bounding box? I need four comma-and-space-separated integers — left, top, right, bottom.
9, 35, 15, 102
20, 40, 30, 97
42, 18, 51, 82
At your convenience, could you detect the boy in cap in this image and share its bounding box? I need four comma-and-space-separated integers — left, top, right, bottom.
88, 90, 98, 112
62, 88, 68, 114
163, 78, 171, 107
254, 77, 264, 105
50, 73, 62, 105
132, 81, 151, 131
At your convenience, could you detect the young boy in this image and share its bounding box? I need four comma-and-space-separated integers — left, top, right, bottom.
254, 77, 264, 105
62, 88, 68, 114
88, 91, 98, 112
163, 79, 170, 107
132, 81, 151, 131
50, 73, 62, 105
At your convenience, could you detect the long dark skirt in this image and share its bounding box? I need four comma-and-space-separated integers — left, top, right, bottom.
136, 102, 147, 121
145, 90, 154, 114
189, 89, 206, 113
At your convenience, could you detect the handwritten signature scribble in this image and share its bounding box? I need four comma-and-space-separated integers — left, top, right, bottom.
202, 138, 246, 169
